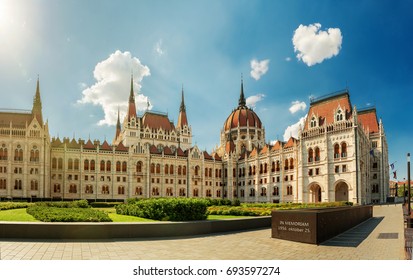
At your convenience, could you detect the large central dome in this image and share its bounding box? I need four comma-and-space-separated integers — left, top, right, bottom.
223, 80, 262, 131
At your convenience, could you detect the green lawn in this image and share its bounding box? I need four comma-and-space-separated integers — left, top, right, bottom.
0, 207, 251, 222
0, 208, 38, 222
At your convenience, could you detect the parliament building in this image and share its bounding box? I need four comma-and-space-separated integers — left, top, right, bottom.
0, 77, 389, 204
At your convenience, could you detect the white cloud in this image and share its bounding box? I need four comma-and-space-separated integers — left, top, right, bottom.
285, 57, 292, 62
292, 23, 342, 66
250, 59, 270, 80
289, 100, 307, 114
77, 50, 151, 126
155, 39, 165, 56
246, 93, 265, 109
283, 115, 307, 141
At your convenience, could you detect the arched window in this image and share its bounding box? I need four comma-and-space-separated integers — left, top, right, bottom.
136, 161, 142, 173
284, 159, 289, 170
249, 166, 252, 176
0, 147, 8, 160
264, 163, 268, 174
84, 159, 89, 171
272, 187, 279, 196
249, 188, 256, 197
14, 148, 23, 161
150, 163, 155, 174
271, 161, 275, 172
336, 109, 343, 121
183, 166, 187, 175
52, 158, 57, 169
276, 161, 280, 171
156, 164, 160, 174
195, 166, 199, 176
74, 159, 79, 170
68, 159, 73, 170
178, 165, 182, 175
122, 161, 127, 172
206, 189, 212, 197
260, 187, 267, 196
205, 167, 208, 177
69, 184, 77, 193
193, 188, 199, 197
118, 186, 125, 195
289, 158, 294, 169
216, 189, 221, 197
152, 187, 160, 196
135, 187, 142, 195
259, 164, 263, 174
170, 164, 174, 175
31, 180, 38, 191
310, 117, 317, 128
341, 142, 347, 158
90, 160, 95, 171
58, 158, 63, 170
315, 147, 320, 162
106, 160, 111, 172
179, 188, 186, 196
308, 148, 313, 162
166, 187, 173, 196
287, 185, 293, 195
334, 143, 340, 159
100, 160, 105, 171
253, 165, 256, 175
165, 164, 169, 175
102, 185, 109, 194
116, 161, 121, 172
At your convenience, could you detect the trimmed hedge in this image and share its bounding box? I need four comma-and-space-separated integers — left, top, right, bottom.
116, 198, 208, 221
26, 206, 112, 222
207, 201, 354, 216
34, 200, 90, 208
0, 202, 33, 211
90, 202, 123, 208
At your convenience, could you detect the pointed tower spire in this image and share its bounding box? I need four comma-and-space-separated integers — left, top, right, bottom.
127, 74, 137, 121
177, 85, 188, 128
32, 76, 43, 125
238, 74, 246, 108
115, 107, 121, 141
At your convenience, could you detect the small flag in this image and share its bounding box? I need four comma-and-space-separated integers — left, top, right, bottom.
393, 171, 397, 179
390, 163, 395, 170
369, 149, 375, 157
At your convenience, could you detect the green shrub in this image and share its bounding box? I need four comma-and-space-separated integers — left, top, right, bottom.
26, 206, 111, 222
0, 202, 33, 210
90, 202, 123, 208
34, 200, 90, 208
116, 198, 208, 221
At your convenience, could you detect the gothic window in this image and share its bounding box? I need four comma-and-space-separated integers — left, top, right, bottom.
102, 185, 110, 194
68, 159, 73, 170
85, 185, 94, 194
136, 161, 142, 173
315, 147, 320, 162
69, 184, 77, 193
170, 164, 174, 175
135, 187, 142, 196
152, 187, 160, 196
341, 142, 347, 158
106, 160, 111, 172
289, 158, 294, 169
216, 189, 221, 197
336, 109, 343, 122
14, 147, 23, 161
53, 183, 61, 193
74, 159, 79, 170
287, 185, 293, 195
249, 188, 255, 197
165, 164, 169, 175
0, 146, 8, 160
116, 161, 121, 172
276, 161, 280, 171
122, 161, 127, 172
179, 188, 186, 196
272, 187, 279, 196
260, 187, 267, 196
206, 189, 212, 197
0, 178, 6, 189
166, 187, 173, 196
178, 165, 182, 175
58, 158, 63, 170
195, 166, 199, 176
90, 160, 95, 171
310, 117, 317, 128
264, 163, 268, 174
156, 164, 160, 174
84, 159, 89, 171
118, 186, 125, 195
334, 143, 340, 159
284, 159, 289, 170
183, 166, 187, 175
100, 160, 105, 171
52, 158, 57, 169
30, 180, 38, 191
271, 161, 275, 172
308, 148, 314, 162
193, 188, 199, 197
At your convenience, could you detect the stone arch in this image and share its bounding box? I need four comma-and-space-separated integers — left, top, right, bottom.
335, 180, 350, 202
308, 182, 322, 203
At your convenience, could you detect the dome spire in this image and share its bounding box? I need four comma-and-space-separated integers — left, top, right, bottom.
238, 74, 246, 108
32, 75, 43, 125
177, 85, 188, 128
127, 73, 137, 120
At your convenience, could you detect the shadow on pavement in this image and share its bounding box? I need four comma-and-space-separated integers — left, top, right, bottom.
321, 217, 384, 248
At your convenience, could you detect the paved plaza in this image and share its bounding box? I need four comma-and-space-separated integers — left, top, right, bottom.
0, 204, 406, 260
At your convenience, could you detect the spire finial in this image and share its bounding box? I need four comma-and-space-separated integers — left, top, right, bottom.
180, 84, 186, 112
238, 74, 246, 107
129, 73, 135, 103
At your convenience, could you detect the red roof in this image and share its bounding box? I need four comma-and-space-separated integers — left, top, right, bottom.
271, 141, 282, 151
0, 111, 32, 128
225, 140, 235, 154
284, 137, 297, 148
249, 147, 258, 158
177, 111, 188, 128
115, 142, 128, 152
203, 151, 213, 160
213, 152, 222, 161
100, 140, 112, 151
260, 145, 269, 155
358, 109, 379, 134
163, 146, 174, 155
176, 147, 187, 157
83, 139, 96, 150
224, 107, 262, 131
305, 91, 352, 130
142, 112, 175, 131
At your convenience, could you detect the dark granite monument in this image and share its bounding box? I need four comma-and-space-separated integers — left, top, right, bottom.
271, 205, 373, 244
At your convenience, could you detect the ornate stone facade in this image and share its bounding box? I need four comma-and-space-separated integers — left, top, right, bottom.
0, 78, 389, 204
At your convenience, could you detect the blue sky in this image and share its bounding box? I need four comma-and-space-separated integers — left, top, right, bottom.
0, 0, 412, 180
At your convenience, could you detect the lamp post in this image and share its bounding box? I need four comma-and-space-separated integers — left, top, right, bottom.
408, 153, 411, 216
